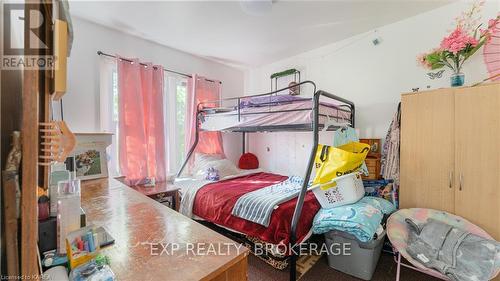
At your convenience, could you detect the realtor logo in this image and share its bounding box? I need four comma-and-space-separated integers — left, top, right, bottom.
2, 3, 54, 69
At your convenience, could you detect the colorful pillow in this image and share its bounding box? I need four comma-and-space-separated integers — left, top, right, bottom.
238, 153, 259, 169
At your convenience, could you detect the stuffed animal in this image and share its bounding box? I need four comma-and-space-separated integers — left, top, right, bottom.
205, 167, 220, 181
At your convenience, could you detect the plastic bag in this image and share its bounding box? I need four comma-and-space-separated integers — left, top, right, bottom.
69, 260, 115, 281
313, 142, 370, 185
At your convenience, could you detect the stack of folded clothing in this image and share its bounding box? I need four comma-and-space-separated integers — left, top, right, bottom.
312, 196, 396, 242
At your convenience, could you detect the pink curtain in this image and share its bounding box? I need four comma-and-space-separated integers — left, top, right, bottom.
185, 74, 225, 159
117, 57, 167, 185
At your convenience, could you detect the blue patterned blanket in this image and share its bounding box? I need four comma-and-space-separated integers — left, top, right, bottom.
312, 196, 396, 242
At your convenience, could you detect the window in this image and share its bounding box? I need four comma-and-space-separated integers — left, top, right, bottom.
164, 75, 188, 172
112, 71, 119, 123
110, 70, 120, 175
175, 82, 187, 167
99, 57, 119, 177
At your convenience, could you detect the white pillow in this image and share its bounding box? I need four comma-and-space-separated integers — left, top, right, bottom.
194, 159, 240, 180
192, 153, 223, 175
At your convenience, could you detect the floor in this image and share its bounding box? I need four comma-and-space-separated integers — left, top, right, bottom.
247, 252, 441, 281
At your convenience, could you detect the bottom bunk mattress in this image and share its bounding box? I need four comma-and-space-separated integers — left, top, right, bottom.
191, 172, 321, 246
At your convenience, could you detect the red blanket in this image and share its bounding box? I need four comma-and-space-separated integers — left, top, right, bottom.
192, 172, 321, 245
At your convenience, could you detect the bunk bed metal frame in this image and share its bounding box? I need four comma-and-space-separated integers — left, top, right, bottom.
176, 80, 355, 281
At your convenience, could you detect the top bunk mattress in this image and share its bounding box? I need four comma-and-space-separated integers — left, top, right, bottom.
200, 99, 352, 131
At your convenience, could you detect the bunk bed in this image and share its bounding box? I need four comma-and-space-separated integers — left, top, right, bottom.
176, 80, 355, 281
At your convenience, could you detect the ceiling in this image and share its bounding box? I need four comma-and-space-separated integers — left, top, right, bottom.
70, 0, 453, 68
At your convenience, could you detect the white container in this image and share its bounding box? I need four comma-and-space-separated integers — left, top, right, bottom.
49, 170, 70, 217
311, 172, 365, 209
57, 179, 81, 254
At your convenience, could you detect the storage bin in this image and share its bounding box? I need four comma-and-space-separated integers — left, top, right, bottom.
311, 172, 365, 209
324, 229, 385, 280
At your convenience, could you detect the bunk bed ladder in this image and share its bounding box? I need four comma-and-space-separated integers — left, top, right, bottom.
289, 90, 320, 281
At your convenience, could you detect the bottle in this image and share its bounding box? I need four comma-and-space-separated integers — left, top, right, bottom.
56, 178, 81, 254
49, 163, 70, 217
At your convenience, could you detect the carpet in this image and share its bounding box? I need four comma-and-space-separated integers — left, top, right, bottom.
248, 252, 441, 281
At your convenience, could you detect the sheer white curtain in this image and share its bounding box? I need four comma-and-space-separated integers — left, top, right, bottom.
99, 57, 119, 177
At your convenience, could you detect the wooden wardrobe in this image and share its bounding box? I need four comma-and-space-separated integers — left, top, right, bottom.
400, 83, 500, 240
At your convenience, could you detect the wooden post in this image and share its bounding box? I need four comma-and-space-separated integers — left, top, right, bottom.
20, 0, 47, 277
21, 57, 40, 278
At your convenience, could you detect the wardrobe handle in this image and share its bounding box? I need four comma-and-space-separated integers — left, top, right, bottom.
459, 173, 463, 191
448, 171, 453, 188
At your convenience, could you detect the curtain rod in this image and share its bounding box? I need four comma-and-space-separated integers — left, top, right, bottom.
96, 51, 222, 84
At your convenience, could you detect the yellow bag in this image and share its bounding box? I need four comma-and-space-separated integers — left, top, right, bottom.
313, 142, 370, 185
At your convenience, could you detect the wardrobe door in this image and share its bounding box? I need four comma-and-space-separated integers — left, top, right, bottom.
454, 83, 500, 240
400, 89, 455, 212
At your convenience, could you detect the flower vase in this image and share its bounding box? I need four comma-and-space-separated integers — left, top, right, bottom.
450, 72, 465, 87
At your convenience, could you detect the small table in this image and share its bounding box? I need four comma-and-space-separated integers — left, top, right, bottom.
128, 182, 181, 211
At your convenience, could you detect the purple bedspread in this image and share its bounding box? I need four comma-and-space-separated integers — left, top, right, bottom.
240, 95, 307, 108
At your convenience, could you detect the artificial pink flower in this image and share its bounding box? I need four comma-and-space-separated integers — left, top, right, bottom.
416, 53, 432, 69
467, 36, 479, 47
440, 27, 478, 54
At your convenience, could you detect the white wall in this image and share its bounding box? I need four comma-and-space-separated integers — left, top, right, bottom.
244, 1, 499, 176
65, 17, 245, 163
